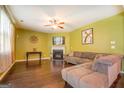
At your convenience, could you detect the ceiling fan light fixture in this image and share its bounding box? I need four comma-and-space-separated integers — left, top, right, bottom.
44, 17, 64, 29
52, 25, 58, 29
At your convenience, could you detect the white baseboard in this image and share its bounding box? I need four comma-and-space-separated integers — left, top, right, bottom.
0, 62, 15, 82
15, 57, 50, 62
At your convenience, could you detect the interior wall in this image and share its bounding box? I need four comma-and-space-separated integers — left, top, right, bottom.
70, 12, 124, 71
70, 12, 124, 54
15, 29, 70, 60
15, 29, 49, 60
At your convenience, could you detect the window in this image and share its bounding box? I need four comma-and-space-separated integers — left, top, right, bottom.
0, 6, 14, 73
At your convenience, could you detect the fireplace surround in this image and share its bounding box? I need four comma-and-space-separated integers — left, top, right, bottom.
51, 46, 65, 60
53, 50, 63, 60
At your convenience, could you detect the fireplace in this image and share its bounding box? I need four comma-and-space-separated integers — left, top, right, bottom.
53, 50, 63, 60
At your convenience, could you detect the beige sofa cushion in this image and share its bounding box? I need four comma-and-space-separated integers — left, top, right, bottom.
66, 68, 93, 87
62, 65, 82, 81
79, 72, 108, 88
81, 52, 96, 60
94, 53, 110, 61
77, 62, 93, 69
64, 56, 91, 64
61, 62, 93, 87
73, 51, 82, 57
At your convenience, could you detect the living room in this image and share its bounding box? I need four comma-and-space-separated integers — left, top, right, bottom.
0, 5, 124, 88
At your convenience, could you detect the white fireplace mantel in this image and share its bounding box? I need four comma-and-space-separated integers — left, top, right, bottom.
51, 46, 65, 54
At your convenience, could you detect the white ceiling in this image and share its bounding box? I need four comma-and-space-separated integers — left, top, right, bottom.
9, 5, 124, 33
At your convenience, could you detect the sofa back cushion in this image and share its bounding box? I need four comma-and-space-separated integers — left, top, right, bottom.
81, 52, 96, 60
73, 51, 96, 60
73, 51, 82, 57
94, 53, 111, 61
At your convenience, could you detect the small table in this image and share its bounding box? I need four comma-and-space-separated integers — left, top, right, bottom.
26, 52, 42, 65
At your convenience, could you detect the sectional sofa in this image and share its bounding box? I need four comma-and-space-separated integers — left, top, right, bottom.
64, 51, 109, 64
62, 52, 123, 88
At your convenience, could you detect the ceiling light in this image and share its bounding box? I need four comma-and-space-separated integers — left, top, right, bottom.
52, 25, 57, 29
44, 18, 64, 29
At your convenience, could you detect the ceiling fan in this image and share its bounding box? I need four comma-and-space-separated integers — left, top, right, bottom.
44, 18, 64, 29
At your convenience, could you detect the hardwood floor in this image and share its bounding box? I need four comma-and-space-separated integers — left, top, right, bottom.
1, 60, 124, 88
1, 60, 73, 88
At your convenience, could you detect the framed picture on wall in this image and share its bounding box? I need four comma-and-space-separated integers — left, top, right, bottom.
82, 28, 93, 44
29, 35, 39, 44
52, 36, 65, 45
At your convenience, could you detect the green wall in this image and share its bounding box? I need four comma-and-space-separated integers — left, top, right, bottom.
16, 29, 70, 60
16, 29, 49, 60
70, 12, 124, 71
70, 12, 124, 54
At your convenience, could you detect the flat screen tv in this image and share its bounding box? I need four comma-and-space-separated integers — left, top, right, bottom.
52, 36, 65, 45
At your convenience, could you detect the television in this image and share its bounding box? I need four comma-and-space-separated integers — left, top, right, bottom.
52, 36, 65, 45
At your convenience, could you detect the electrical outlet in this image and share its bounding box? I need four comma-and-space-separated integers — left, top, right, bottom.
110, 41, 116, 44
111, 45, 116, 49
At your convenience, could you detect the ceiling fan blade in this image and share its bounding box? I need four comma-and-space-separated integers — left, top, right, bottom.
58, 22, 64, 24
44, 24, 52, 26
54, 19, 57, 23
58, 26, 64, 29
